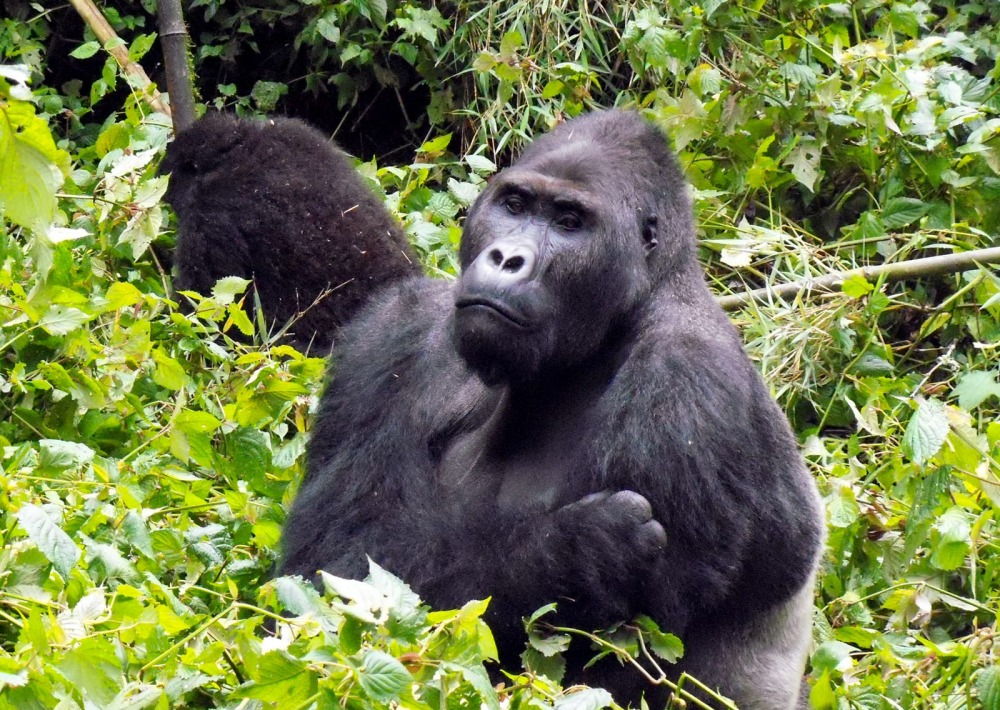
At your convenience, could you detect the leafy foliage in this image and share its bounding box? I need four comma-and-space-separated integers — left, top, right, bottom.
2, 0, 1000, 708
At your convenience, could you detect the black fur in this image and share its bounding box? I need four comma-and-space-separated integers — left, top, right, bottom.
160, 114, 420, 351
280, 110, 824, 708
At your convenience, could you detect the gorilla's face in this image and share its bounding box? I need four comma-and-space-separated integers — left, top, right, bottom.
453, 140, 658, 385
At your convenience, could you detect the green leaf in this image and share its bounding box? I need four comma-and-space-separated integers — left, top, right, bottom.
811, 640, 856, 674
250, 80, 288, 113
57, 638, 122, 705
930, 507, 972, 571
465, 154, 497, 173
954, 371, 1000, 410
237, 652, 316, 703
841, 274, 874, 299
500, 30, 524, 58
152, 348, 188, 391
419, 133, 452, 154
784, 140, 821, 192
121, 511, 155, 558
128, 33, 157, 62
554, 687, 614, 710
903, 398, 950, 465
40, 305, 92, 335
316, 14, 340, 43
104, 281, 144, 310
881, 197, 929, 230
978, 667, 1000, 710
15, 504, 80, 578
357, 651, 411, 702
439, 661, 501, 710
175, 410, 222, 434
528, 629, 571, 657
70, 41, 101, 59
37, 439, 95, 472
225, 303, 255, 337
212, 276, 251, 304
0, 99, 68, 230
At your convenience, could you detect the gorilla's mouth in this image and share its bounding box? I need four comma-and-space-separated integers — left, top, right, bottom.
455, 297, 530, 328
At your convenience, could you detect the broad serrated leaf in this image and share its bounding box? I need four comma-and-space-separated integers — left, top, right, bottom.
978, 666, 1000, 710
528, 629, 571, 657
237, 651, 315, 703
15, 504, 80, 578
40, 305, 92, 335
37, 439, 95, 472
316, 14, 340, 43
903, 398, 950, 465
0, 100, 66, 230
175, 410, 222, 434
841, 274, 874, 298
439, 661, 501, 710
930, 507, 972, 571
122, 511, 155, 558
70, 41, 100, 59
152, 348, 187, 391
954, 370, 1000, 410
554, 687, 614, 710
810, 640, 856, 674
881, 197, 929, 230
784, 140, 821, 192
104, 281, 144, 310
212, 276, 251, 303
225, 303, 255, 336
465, 153, 497, 173
270, 577, 324, 617
357, 651, 411, 702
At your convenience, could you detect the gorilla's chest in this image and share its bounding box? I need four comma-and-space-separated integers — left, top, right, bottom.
437, 388, 603, 511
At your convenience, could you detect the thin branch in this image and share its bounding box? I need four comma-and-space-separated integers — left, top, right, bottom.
717, 246, 1000, 310
157, 0, 196, 132
66, 0, 171, 117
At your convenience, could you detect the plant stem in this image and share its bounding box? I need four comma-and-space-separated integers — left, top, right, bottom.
717, 246, 1000, 310
66, 0, 171, 116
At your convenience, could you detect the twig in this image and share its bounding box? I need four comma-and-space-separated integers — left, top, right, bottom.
158, 0, 196, 131
66, 0, 171, 117
717, 246, 1000, 310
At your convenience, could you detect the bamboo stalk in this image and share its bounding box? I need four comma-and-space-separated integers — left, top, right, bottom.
717, 246, 1000, 310
158, 0, 196, 132
67, 0, 171, 117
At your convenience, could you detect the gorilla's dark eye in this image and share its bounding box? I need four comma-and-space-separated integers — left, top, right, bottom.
556, 212, 582, 232
503, 195, 526, 215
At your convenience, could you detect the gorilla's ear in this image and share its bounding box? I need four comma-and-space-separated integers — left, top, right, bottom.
642, 215, 659, 255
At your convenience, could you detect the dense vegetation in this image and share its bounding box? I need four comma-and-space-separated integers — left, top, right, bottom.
1, 0, 999, 707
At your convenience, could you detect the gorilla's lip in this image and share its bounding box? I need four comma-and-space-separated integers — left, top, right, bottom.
455, 297, 530, 328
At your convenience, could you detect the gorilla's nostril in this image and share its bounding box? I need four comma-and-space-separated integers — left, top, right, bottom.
489, 249, 505, 266
503, 255, 525, 273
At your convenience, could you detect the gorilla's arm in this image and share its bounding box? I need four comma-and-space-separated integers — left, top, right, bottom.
595, 295, 824, 632
161, 114, 421, 350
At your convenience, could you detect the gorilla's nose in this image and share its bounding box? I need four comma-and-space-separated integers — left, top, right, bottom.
468, 239, 537, 288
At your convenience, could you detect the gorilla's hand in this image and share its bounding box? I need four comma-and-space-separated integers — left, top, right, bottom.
539, 490, 666, 627
565, 490, 667, 553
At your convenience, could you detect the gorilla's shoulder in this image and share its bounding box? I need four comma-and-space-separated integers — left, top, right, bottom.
339, 277, 454, 354
615, 288, 764, 418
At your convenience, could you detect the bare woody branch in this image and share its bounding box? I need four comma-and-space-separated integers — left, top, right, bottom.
717, 246, 1000, 310
67, 0, 171, 117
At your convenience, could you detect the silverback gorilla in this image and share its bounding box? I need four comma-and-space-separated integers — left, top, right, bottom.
279, 110, 824, 709
160, 114, 421, 352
